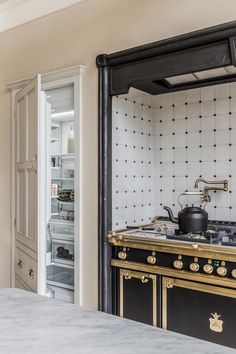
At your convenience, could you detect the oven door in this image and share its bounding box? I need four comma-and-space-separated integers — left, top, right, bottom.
119, 269, 158, 326
162, 277, 236, 348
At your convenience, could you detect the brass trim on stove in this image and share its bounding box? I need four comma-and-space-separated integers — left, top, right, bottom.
112, 259, 236, 289
108, 234, 236, 262
162, 277, 236, 330
120, 269, 157, 326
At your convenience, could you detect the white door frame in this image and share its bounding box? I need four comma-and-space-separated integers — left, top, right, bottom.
8, 65, 84, 304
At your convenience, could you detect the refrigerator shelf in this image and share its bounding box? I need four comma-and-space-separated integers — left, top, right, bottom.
51, 233, 74, 243
51, 138, 59, 143
47, 280, 74, 291
51, 153, 75, 159
51, 177, 74, 181
51, 124, 59, 130
57, 200, 74, 205
54, 258, 74, 267
46, 285, 74, 303
49, 218, 74, 226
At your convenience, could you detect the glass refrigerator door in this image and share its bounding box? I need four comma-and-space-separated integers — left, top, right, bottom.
46, 85, 75, 303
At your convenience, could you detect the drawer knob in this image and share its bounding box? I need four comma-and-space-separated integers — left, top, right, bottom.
17, 259, 23, 269
147, 255, 156, 265
28, 269, 35, 279
17, 260, 23, 269
118, 251, 127, 260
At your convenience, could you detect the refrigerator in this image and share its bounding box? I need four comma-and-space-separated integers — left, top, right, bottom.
13, 69, 82, 305
45, 85, 77, 303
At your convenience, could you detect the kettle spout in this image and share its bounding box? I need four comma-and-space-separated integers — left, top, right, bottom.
163, 206, 178, 224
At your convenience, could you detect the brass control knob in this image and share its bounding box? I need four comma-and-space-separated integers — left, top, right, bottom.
231, 269, 236, 279
147, 255, 156, 265
217, 266, 227, 277
190, 262, 200, 272
173, 259, 183, 270
118, 251, 127, 260
203, 263, 213, 274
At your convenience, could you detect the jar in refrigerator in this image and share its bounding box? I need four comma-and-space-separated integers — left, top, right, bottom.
51, 184, 59, 197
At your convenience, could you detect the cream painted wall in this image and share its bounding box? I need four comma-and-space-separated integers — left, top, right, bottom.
1, 0, 236, 309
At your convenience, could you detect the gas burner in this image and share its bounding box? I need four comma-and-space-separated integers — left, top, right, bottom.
221, 233, 236, 246
191, 234, 207, 240
166, 229, 223, 244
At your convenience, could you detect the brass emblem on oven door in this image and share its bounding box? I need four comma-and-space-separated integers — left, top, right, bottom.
209, 313, 223, 333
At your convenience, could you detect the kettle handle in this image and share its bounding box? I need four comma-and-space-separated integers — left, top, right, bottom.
177, 191, 208, 209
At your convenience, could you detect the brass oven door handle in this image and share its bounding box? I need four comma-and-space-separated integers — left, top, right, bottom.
124, 272, 149, 283
166, 280, 174, 289
141, 276, 149, 283
124, 273, 131, 280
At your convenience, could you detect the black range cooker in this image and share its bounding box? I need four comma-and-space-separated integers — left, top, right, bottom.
109, 218, 236, 349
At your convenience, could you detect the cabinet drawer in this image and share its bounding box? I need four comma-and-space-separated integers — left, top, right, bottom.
15, 275, 32, 291
15, 247, 37, 292
162, 277, 236, 349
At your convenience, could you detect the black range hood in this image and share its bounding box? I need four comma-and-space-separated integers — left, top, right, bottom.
97, 21, 236, 96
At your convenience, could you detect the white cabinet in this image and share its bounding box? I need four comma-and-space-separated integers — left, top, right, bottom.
11, 66, 84, 304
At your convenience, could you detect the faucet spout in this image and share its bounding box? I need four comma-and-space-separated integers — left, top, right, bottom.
194, 178, 228, 191
194, 178, 207, 188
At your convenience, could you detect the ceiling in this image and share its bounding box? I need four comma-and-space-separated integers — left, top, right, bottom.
0, 0, 88, 32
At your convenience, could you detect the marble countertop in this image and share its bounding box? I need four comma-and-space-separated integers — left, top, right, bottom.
0, 288, 234, 354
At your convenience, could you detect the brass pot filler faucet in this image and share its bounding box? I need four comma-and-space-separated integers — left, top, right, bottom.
194, 178, 229, 203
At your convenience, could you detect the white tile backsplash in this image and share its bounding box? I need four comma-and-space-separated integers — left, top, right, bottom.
201, 100, 215, 116
187, 88, 201, 103
215, 83, 230, 99
112, 84, 236, 229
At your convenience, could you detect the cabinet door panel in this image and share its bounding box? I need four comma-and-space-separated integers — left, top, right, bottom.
17, 97, 27, 163
16, 169, 26, 236
27, 169, 37, 243
163, 277, 236, 349
119, 269, 157, 326
27, 88, 37, 161
15, 75, 41, 292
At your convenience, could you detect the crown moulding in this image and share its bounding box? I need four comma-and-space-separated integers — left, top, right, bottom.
6, 64, 86, 90
0, 0, 88, 32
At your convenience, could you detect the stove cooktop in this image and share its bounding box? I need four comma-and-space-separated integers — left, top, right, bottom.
166, 230, 225, 244
119, 217, 236, 246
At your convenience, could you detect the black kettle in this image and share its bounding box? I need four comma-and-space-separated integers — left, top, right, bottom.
163, 205, 208, 234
